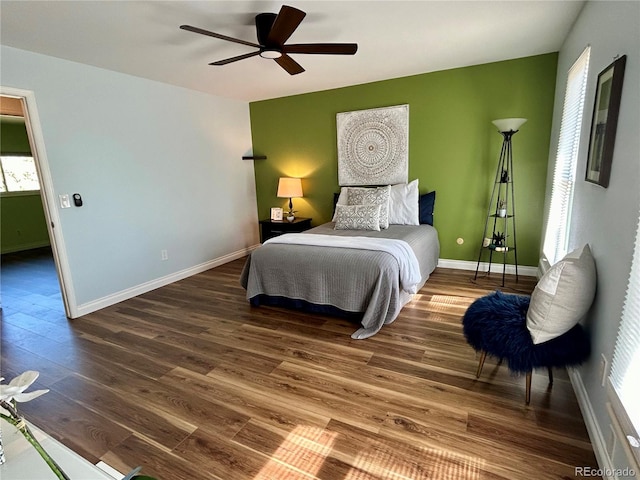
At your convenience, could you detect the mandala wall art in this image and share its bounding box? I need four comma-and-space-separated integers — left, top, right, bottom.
337, 104, 409, 186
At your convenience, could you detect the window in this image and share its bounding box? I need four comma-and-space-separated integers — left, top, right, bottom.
543, 46, 591, 265
0, 155, 40, 192
609, 209, 640, 466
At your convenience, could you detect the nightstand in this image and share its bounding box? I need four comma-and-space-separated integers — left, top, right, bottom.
260, 217, 312, 242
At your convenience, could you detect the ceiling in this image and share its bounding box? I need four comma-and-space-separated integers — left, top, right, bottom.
0, 1, 584, 102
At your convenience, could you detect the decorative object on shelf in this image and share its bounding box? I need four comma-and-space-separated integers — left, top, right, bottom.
497, 200, 507, 218
585, 55, 626, 188
337, 104, 409, 186
0, 371, 69, 479
474, 118, 527, 286
277, 177, 303, 221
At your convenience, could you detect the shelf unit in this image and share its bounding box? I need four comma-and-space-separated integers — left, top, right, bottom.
475, 121, 524, 286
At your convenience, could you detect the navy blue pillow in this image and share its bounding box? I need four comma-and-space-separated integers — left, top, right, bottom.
419, 191, 436, 225
333, 192, 341, 216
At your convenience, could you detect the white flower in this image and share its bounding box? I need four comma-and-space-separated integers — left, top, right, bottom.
0, 371, 49, 404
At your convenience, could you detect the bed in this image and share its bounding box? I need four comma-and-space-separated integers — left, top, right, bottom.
240, 182, 439, 339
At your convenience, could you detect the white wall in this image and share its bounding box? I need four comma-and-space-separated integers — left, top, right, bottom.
1, 46, 259, 312
544, 1, 640, 476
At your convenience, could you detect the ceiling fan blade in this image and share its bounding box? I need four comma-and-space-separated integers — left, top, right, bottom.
283, 43, 358, 55
275, 54, 305, 75
209, 51, 261, 66
180, 25, 260, 48
266, 5, 306, 46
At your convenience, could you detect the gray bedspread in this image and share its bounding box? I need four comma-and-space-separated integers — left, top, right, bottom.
240, 222, 439, 339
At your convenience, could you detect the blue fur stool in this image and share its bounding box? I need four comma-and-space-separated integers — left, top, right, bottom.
462, 291, 590, 404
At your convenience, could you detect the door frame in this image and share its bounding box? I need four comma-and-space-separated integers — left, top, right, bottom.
1, 86, 78, 318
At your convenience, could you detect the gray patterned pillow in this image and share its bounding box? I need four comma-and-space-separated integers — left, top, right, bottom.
334, 204, 381, 231
346, 185, 391, 229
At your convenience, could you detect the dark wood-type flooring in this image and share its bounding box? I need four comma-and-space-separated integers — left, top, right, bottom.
1, 248, 599, 479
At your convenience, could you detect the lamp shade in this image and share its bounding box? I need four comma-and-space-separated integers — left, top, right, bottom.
277, 177, 303, 198
492, 118, 527, 133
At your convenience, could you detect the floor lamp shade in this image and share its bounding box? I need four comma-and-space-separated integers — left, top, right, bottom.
492, 118, 527, 133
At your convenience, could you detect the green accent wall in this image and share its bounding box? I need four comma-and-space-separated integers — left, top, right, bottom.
1, 118, 32, 153
0, 194, 50, 253
249, 53, 558, 266
0, 117, 50, 253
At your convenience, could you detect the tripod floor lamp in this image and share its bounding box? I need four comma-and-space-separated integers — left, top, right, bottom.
474, 118, 527, 286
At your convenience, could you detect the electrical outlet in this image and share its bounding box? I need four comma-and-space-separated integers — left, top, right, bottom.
600, 353, 608, 387
161, 249, 168, 261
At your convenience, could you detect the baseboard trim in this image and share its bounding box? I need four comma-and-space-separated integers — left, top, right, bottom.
1, 241, 51, 255
74, 245, 259, 318
568, 367, 614, 479
437, 258, 538, 277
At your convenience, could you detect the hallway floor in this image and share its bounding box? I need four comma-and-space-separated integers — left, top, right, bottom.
1, 246, 66, 325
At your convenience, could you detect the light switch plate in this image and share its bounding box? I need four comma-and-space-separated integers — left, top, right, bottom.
59, 194, 71, 208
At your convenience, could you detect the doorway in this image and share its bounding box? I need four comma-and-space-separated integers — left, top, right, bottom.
0, 89, 75, 318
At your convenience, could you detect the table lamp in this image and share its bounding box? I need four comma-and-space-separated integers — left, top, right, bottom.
277, 177, 303, 221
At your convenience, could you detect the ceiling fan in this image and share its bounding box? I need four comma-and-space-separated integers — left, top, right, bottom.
180, 5, 358, 75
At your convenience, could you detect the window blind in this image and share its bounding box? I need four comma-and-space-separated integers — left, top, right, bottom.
543, 46, 591, 265
609, 209, 640, 466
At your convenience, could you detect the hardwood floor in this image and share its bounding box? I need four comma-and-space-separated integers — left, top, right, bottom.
1, 255, 599, 479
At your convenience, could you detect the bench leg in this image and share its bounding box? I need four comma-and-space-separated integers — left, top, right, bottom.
548, 367, 554, 386
476, 350, 487, 378
526, 371, 532, 405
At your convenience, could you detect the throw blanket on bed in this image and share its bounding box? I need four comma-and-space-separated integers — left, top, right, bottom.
265, 233, 422, 294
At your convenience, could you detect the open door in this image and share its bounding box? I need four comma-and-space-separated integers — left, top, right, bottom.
1, 87, 77, 317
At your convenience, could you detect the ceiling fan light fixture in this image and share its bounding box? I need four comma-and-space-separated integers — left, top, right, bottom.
260, 49, 282, 59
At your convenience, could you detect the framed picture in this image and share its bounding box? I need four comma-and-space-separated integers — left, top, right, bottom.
585, 55, 627, 188
270, 207, 283, 221
337, 104, 409, 186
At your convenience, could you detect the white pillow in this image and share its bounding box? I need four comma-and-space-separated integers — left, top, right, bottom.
389, 179, 419, 225
526, 244, 597, 344
334, 204, 381, 231
346, 185, 391, 229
